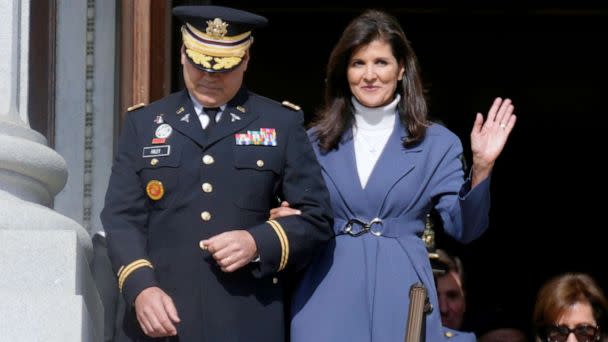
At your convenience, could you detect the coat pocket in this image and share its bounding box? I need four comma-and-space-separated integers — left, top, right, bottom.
136, 148, 182, 209
232, 146, 282, 212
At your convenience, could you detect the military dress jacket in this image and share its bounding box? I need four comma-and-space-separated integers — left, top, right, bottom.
442, 327, 478, 342
101, 88, 333, 342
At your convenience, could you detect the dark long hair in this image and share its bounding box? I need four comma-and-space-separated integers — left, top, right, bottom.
312, 9, 428, 152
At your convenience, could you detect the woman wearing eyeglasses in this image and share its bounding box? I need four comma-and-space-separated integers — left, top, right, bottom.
533, 273, 608, 342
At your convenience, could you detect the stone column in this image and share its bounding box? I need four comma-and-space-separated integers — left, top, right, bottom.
0, 0, 102, 341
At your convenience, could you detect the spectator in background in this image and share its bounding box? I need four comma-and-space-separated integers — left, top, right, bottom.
471, 306, 529, 342
435, 249, 468, 331
432, 249, 478, 340
90, 231, 125, 342
533, 273, 608, 342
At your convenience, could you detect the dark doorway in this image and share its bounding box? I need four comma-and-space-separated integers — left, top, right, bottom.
28, 0, 56, 146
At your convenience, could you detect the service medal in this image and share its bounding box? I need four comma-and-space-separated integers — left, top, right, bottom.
146, 180, 164, 200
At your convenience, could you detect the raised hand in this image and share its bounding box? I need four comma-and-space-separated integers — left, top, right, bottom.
470, 97, 516, 186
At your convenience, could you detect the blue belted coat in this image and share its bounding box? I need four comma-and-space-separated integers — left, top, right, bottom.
290, 117, 490, 341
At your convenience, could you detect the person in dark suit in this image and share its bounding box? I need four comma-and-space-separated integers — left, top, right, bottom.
91, 231, 126, 342
434, 249, 468, 331
100, 5, 333, 341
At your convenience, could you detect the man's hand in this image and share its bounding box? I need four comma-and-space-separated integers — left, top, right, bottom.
200, 230, 258, 272
134, 286, 180, 337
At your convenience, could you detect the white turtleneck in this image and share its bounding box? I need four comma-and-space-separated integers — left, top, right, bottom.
352, 94, 400, 188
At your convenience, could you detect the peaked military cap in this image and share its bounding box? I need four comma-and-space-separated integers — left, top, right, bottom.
173, 5, 268, 73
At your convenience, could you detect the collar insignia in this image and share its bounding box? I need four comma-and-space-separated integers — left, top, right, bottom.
230, 113, 241, 122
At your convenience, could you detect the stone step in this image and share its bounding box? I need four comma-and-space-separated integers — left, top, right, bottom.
0, 229, 102, 341
0, 294, 99, 342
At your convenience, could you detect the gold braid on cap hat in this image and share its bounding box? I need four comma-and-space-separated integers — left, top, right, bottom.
182, 20, 252, 71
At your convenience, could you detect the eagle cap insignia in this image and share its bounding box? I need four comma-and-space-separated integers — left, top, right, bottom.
206, 18, 228, 38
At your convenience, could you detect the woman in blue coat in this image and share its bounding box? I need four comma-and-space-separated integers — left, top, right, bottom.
271, 9, 516, 341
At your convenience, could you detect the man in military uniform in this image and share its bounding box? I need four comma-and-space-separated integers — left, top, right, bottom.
101, 5, 333, 341
432, 249, 477, 342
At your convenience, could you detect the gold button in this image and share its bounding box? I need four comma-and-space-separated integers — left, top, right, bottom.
202, 183, 213, 193
201, 211, 211, 221
272, 277, 278, 284
256, 160, 264, 168
202, 155, 214, 165
150, 158, 159, 166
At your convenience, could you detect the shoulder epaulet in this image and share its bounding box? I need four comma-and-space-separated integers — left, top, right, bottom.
281, 100, 301, 111
127, 102, 146, 112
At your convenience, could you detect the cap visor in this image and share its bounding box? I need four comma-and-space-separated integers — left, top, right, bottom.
185, 50, 243, 73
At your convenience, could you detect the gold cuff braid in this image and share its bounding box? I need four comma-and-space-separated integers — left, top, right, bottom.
117, 259, 153, 292
267, 220, 289, 271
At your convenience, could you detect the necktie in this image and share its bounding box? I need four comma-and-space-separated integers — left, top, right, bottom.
203, 107, 220, 130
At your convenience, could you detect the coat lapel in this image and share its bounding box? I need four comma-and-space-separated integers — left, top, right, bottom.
162, 90, 207, 148
363, 115, 423, 215
206, 88, 259, 147
315, 129, 366, 217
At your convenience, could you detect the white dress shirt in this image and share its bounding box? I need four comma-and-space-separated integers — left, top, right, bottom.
190, 94, 226, 129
